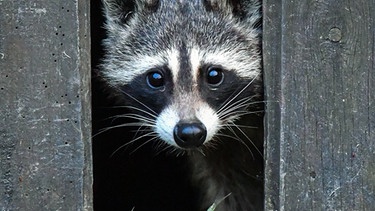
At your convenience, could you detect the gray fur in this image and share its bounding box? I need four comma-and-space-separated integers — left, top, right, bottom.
101, 0, 261, 85
100, 0, 263, 210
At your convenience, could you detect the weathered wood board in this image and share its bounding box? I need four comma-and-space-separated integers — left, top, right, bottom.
264, 0, 375, 210
0, 1, 92, 210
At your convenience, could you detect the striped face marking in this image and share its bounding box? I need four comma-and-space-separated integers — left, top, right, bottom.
155, 46, 260, 148
104, 45, 260, 149
154, 47, 221, 148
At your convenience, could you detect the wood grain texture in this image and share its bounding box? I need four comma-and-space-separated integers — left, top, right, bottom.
0, 1, 92, 210
264, 0, 375, 210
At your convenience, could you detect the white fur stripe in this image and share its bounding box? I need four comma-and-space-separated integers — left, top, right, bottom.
167, 49, 180, 83
195, 103, 220, 143
190, 48, 261, 79
190, 48, 200, 83
156, 106, 180, 147
104, 49, 182, 85
104, 54, 165, 84
203, 50, 260, 78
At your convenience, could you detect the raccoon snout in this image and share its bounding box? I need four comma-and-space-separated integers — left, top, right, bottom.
173, 121, 207, 148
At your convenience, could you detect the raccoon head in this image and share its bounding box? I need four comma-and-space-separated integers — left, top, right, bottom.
101, 0, 262, 150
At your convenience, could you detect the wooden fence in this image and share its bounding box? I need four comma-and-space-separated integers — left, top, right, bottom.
0, 0, 374, 210
0, 0, 92, 210
264, 0, 375, 210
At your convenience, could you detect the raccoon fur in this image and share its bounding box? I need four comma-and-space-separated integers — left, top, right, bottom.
96, 0, 263, 210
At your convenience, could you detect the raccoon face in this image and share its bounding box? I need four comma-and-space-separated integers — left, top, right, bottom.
101, 0, 262, 150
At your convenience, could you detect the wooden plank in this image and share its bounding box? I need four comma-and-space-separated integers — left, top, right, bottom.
0, 0, 92, 210
264, 0, 375, 210
263, 1, 283, 209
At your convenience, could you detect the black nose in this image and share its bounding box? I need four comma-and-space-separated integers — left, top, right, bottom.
173, 121, 207, 148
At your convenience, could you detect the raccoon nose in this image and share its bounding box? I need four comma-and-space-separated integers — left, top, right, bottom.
173, 121, 207, 148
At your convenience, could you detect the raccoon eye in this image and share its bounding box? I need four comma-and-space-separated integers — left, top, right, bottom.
206, 67, 224, 86
146, 71, 164, 89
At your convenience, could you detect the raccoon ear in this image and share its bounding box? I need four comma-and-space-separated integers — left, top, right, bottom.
203, 0, 242, 16
203, 0, 260, 21
103, 0, 159, 24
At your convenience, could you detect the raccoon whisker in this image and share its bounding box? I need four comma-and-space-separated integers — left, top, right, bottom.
208, 136, 222, 148
216, 94, 254, 116
217, 94, 252, 117
226, 124, 258, 129
94, 105, 139, 110
129, 128, 154, 133
224, 126, 255, 160
174, 150, 186, 157
219, 109, 264, 121
152, 140, 186, 157
221, 97, 263, 112
122, 105, 159, 119
216, 75, 259, 114
116, 88, 158, 115
101, 113, 156, 126
110, 131, 158, 157
218, 109, 251, 122
165, 145, 186, 157
101, 112, 156, 125
94, 112, 133, 124
176, 148, 187, 156
203, 137, 221, 151
118, 113, 156, 125
214, 133, 245, 143
217, 97, 258, 119
97, 122, 148, 131
131, 127, 154, 144
129, 136, 160, 155
214, 127, 256, 160
221, 96, 253, 110
93, 122, 154, 138
207, 193, 232, 211
217, 97, 266, 121
197, 148, 206, 157
133, 124, 153, 140
218, 110, 248, 121
243, 99, 268, 108
111, 120, 155, 129
102, 115, 126, 125
217, 109, 249, 120
218, 99, 264, 120
228, 123, 264, 159
154, 140, 177, 155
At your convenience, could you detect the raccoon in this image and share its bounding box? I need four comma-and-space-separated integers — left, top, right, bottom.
96, 0, 263, 210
